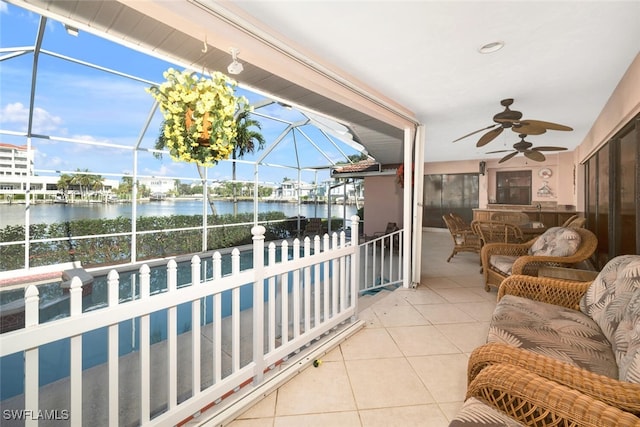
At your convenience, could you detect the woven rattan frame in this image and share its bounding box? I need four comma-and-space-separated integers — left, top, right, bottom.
481, 227, 598, 291
468, 364, 640, 426
443, 215, 481, 263
469, 343, 640, 415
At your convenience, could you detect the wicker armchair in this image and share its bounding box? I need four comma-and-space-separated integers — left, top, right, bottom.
464, 363, 640, 426
480, 227, 597, 291
443, 215, 481, 262
471, 220, 524, 246
466, 272, 640, 422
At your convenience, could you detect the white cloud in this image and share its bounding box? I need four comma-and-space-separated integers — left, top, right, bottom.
1, 102, 64, 134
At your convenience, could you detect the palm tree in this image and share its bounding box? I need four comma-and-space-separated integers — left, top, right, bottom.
231, 111, 266, 215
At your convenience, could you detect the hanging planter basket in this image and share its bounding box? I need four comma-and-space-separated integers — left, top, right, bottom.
147, 68, 251, 166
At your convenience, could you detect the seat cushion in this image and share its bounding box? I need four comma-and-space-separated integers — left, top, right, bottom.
449, 397, 524, 427
489, 255, 518, 276
488, 295, 618, 379
528, 226, 581, 257
580, 255, 640, 383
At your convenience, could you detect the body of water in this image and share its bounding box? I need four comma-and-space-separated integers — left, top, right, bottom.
0, 199, 358, 227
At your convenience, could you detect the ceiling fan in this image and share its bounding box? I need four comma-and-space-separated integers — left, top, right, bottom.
487, 134, 568, 163
453, 98, 573, 147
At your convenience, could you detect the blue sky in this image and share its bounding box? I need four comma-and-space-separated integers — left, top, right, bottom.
0, 1, 363, 186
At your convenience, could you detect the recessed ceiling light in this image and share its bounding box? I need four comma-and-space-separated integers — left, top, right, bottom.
478, 41, 504, 54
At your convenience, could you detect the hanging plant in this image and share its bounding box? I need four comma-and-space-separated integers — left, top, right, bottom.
396, 163, 415, 188
147, 68, 251, 167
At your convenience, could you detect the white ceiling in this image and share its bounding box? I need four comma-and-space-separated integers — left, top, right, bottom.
10, 0, 640, 166
232, 1, 640, 163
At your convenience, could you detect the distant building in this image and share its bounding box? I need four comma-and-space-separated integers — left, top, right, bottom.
273, 180, 316, 200
137, 177, 175, 195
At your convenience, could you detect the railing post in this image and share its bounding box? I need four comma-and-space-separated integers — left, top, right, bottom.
191, 255, 202, 396
24, 285, 39, 427
107, 270, 120, 426
69, 276, 83, 427
350, 215, 360, 317
166, 260, 178, 410
252, 225, 266, 384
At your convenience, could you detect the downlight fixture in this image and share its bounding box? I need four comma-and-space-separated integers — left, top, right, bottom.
227, 48, 244, 75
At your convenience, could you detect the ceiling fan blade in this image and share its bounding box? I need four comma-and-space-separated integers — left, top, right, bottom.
452, 124, 497, 142
486, 149, 513, 154
520, 119, 573, 131
476, 127, 503, 147
512, 123, 547, 135
498, 151, 519, 163
524, 150, 546, 162
533, 146, 568, 152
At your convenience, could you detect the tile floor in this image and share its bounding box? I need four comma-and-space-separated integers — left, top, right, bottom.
228, 230, 498, 427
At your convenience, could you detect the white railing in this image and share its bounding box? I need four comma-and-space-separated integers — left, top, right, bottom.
0, 217, 362, 426
359, 229, 404, 294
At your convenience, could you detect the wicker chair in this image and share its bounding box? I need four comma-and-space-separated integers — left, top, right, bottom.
461, 363, 640, 426
465, 270, 640, 424
490, 211, 531, 225
448, 212, 472, 232
471, 220, 523, 247
443, 215, 481, 262
480, 227, 597, 291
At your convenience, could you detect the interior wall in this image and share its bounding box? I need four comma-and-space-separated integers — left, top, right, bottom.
363, 174, 402, 236
421, 154, 576, 209
577, 53, 640, 162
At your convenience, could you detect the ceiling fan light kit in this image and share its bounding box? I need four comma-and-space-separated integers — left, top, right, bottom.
452, 98, 573, 162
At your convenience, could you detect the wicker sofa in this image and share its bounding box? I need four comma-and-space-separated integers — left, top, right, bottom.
481, 226, 598, 291
452, 255, 640, 426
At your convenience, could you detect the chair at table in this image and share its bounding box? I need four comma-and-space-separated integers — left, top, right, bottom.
443, 215, 481, 262
490, 211, 531, 226
471, 220, 523, 247
448, 212, 472, 233
480, 226, 598, 291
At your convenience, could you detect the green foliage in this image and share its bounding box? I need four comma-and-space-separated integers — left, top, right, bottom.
0, 212, 289, 271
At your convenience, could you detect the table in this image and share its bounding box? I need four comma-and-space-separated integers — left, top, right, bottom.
538, 266, 599, 282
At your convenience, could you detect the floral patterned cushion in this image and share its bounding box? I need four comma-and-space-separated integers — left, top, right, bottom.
488, 295, 617, 378
489, 255, 518, 276
580, 255, 640, 383
528, 226, 581, 257
449, 397, 524, 427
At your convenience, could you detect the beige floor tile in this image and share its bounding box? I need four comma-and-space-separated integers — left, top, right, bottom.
236, 392, 277, 419
386, 325, 460, 356
227, 417, 275, 427
369, 291, 412, 307
408, 354, 469, 403
357, 306, 384, 328
321, 346, 344, 362
371, 304, 428, 327
432, 287, 488, 304
340, 327, 403, 360
419, 277, 462, 289
360, 404, 450, 427
453, 301, 497, 321
273, 411, 361, 427
435, 322, 490, 352
275, 360, 356, 416
394, 287, 447, 305
413, 304, 476, 324
345, 358, 434, 409
438, 401, 465, 422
